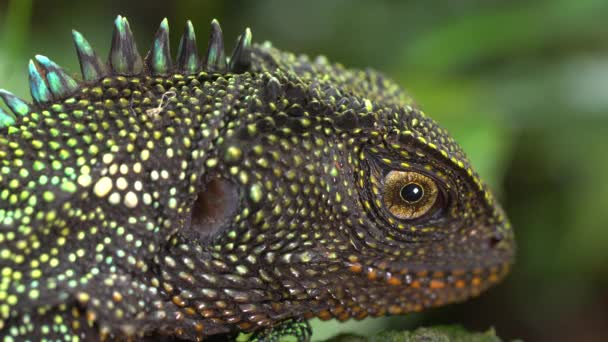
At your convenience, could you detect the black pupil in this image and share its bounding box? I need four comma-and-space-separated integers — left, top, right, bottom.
400, 183, 424, 203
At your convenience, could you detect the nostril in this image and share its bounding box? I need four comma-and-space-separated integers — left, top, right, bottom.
488, 232, 504, 248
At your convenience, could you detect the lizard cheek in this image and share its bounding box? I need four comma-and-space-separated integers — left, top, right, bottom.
189, 178, 239, 240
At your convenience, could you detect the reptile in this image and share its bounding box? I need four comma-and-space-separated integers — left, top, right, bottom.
0, 16, 515, 341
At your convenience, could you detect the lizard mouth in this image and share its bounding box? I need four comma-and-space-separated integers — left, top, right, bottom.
329, 226, 515, 319
320, 257, 513, 320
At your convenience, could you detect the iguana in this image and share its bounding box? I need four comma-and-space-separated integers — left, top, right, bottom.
0, 16, 515, 341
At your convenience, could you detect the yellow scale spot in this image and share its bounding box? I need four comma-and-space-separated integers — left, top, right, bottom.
28, 289, 39, 299
124, 192, 138, 208
77, 174, 92, 187
225, 146, 242, 162
102, 153, 114, 164
108, 192, 121, 205
116, 177, 128, 190
141, 149, 150, 161
93, 177, 113, 198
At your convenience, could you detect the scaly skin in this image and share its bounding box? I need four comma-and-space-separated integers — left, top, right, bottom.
0, 17, 514, 341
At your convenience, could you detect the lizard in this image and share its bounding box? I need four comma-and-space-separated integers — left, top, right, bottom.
0, 16, 515, 341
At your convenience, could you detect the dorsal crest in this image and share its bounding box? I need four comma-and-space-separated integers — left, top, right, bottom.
0, 16, 253, 128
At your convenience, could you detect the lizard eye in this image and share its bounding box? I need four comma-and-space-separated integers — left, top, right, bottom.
382, 170, 440, 220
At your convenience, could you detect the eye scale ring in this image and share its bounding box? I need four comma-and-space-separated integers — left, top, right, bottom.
382, 170, 439, 220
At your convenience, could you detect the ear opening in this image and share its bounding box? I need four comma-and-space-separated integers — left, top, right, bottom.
189, 177, 239, 241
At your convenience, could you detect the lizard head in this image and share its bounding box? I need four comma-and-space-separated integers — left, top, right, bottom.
186, 42, 516, 320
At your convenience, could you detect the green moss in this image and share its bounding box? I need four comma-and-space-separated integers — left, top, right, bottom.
326, 325, 504, 342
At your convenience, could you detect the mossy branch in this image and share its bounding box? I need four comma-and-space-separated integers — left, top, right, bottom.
325, 325, 506, 342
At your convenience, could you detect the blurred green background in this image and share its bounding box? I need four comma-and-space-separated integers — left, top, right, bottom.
1, 0, 607, 341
